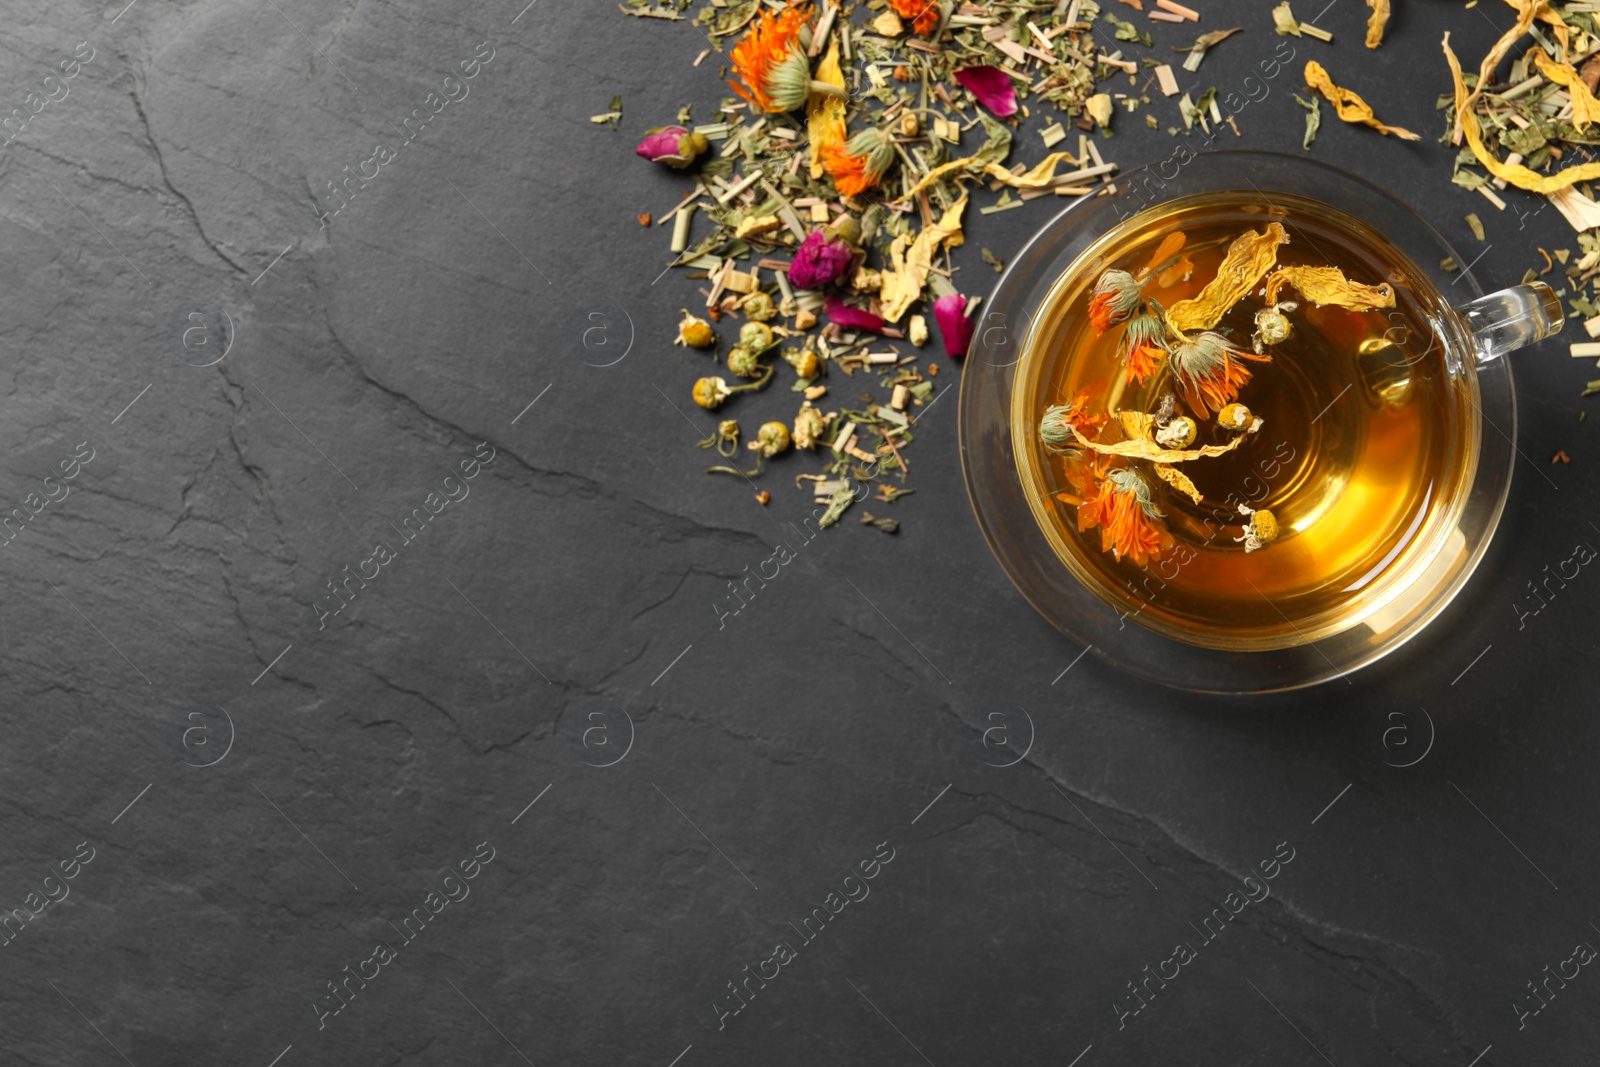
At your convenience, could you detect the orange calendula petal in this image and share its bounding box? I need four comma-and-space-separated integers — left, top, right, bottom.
1166, 223, 1289, 334
1304, 61, 1420, 140
1443, 32, 1600, 194
1263, 266, 1395, 311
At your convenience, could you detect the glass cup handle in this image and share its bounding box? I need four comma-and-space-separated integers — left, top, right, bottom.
1456, 280, 1564, 363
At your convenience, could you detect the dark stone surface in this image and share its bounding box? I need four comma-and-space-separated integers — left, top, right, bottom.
1, 1, 1595, 1065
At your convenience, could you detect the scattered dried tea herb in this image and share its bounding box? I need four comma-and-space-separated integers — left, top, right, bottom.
1294, 93, 1320, 150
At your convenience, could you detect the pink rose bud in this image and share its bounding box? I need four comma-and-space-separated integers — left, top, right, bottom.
636, 125, 710, 169
788, 230, 857, 290
933, 292, 975, 359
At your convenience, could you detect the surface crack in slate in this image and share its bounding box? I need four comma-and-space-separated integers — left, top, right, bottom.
125, 83, 249, 276
318, 313, 775, 554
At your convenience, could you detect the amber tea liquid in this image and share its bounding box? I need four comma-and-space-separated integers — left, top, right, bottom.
1015, 195, 1478, 649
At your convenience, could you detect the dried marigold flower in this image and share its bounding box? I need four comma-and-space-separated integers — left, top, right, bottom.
888, 0, 941, 36
1088, 270, 1142, 334
1039, 388, 1109, 455
676, 310, 715, 349
1118, 307, 1166, 384
1078, 465, 1170, 567
729, 3, 846, 114
1169, 331, 1269, 414
821, 127, 895, 198
749, 421, 792, 457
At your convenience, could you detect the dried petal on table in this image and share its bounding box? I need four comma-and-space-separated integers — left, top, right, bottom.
879, 194, 968, 323
1304, 61, 1420, 141
1534, 53, 1600, 131
1365, 0, 1389, 49
808, 37, 848, 179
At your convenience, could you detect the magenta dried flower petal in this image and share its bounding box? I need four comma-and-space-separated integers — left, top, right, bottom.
953, 66, 1018, 117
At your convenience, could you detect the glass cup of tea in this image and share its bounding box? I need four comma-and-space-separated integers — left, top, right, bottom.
958, 151, 1561, 693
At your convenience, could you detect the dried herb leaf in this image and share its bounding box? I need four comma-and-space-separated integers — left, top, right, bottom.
1263, 266, 1396, 311
1153, 463, 1203, 503
1167, 223, 1290, 333
1443, 32, 1600, 194
1176, 28, 1243, 53
1294, 93, 1320, 149
1304, 61, 1420, 141
1465, 213, 1485, 242
818, 482, 855, 527
1365, 0, 1389, 49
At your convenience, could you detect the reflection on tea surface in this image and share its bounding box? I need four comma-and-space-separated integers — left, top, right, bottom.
1019, 196, 1474, 647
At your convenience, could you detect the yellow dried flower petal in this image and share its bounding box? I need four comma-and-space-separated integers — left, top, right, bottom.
1166, 223, 1289, 333
1263, 266, 1396, 311
896, 152, 1084, 202
1069, 424, 1250, 463
1365, 0, 1389, 49
1443, 32, 1600, 194
1533, 53, 1600, 131
1153, 463, 1203, 504
879, 194, 967, 322
1304, 61, 1420, 141
807, 38, 848, 180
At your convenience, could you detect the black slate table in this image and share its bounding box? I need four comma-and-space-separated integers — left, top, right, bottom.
2, 0, 1595, 1064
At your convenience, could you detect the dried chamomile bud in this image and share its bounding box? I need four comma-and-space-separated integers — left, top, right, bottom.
739, 321, 775, 354
1237, 504, 1281, 552
677, 310, 715, 349
1156, 415, 1197, 450
742, 291, 777, 322
784, 346, 820, 378
793, 403, 828, 449
749, 421, 791, 458
1252, 302, 1295, 353
694, 377, 732, 410
726, 345, 763, 378
698, 419, 742, 457
1217, 403, 1253, 431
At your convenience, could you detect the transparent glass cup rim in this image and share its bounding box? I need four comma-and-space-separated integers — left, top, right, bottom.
957, 150, 1560, 693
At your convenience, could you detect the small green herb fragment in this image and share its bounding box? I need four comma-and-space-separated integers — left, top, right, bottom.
818, 482, 855, 528
1293, 93, 1320, 150
859, 511, 900, 534
1583, 379, 1600, 397
1465, 213, 1485, 242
